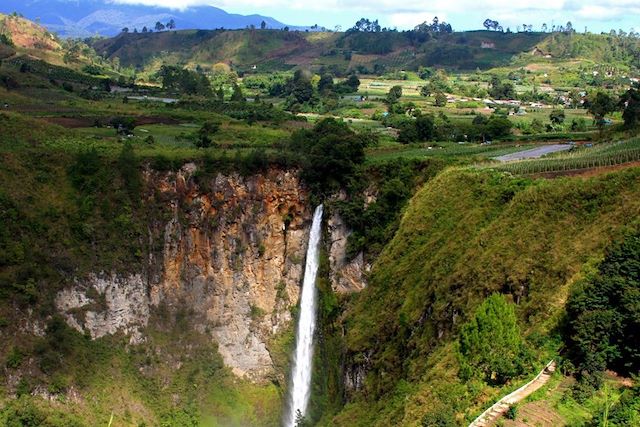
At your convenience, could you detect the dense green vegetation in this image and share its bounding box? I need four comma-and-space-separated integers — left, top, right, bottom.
564, 232, 640, 391
289, 118, 374, 195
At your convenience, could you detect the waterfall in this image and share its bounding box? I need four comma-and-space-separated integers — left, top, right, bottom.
284, 205, 323, 427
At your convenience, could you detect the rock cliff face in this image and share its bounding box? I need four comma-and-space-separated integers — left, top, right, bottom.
54, 165, 366, 382
328, 212, 367, 293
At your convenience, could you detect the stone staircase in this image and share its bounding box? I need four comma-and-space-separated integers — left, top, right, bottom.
468, 360, 556, 427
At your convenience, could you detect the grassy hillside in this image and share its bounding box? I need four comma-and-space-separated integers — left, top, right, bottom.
323, 166, 640, 426
93, 29, 340, 73
92, 29, 552, 74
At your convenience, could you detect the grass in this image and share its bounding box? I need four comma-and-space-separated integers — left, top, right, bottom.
365, 140, 536, 164
327, 165, 640, 426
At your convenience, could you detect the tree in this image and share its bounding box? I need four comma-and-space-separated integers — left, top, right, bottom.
110, 117, 136, 135
459, 294, 530, 384
318, 74, 335, 95
230, 83, 245, 102
530, 118, 545, 133
141, 26, 148, 33
155, 21, 165, 32
166, 19, 176, 30
483, 19, 499, 31
398, 122, 419, 144
341, 74, 360, 93
569, 89, 582, 108
415, 114, 435, 140
290, 70, 314, 104
195, 121, 220, 148
489, 77, 515, 100
386, 85, 403, 105
121, 27, 129, 33
549, 109, 566, 126
484, 114, 513, 139
586, 91, 617, 131
260, 20, 267, 30
289, 118, 374, 194
420, 86, 431, 97
620, 83, 640, 129
434, 92, 447, 107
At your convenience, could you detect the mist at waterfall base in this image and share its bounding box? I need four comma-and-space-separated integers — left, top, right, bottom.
284, 205, 323, 427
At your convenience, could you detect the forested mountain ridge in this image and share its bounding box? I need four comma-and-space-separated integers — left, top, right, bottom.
0, 0, 289, 37
92, 27, 640, 76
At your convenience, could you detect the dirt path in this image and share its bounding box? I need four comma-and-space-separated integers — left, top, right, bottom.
468, 361, 556, 427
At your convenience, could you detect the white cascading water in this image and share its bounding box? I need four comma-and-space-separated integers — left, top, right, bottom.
284, 204, 323, 427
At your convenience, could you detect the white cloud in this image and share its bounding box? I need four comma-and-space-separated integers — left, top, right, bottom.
109, 0, 640, 28
389, 13, 447, 29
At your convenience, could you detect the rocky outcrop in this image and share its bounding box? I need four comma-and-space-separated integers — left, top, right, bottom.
54, 165, 369, 382
56, 165, 313, 382
55, 274, 149, 345
327, 212, 367, 293
151, 165, 311, 381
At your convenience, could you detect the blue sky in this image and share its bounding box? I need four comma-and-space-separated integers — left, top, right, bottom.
113, 0, 640, 33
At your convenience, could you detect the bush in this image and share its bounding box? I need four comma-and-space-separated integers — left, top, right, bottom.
110, 117, 136, 135
1, 396, 85, 427
0, 33, 14, 47
5, 346, 24, 368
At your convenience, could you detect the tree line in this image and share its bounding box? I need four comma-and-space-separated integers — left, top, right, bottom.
121, 19, 176, 34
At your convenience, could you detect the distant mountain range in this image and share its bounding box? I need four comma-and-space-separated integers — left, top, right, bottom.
0, 0, 291, 37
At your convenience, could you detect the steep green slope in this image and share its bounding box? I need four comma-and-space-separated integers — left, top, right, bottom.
327, 166, 640, 426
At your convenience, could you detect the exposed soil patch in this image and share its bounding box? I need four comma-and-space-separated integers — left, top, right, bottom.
501, 377, 572, 427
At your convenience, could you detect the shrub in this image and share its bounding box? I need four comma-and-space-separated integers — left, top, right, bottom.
110, 116, 136, 135
506, 405, 518, 420
5, 346, 24, 368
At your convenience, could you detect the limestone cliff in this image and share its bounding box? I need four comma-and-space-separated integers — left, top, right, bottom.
54, 165, 366, 382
